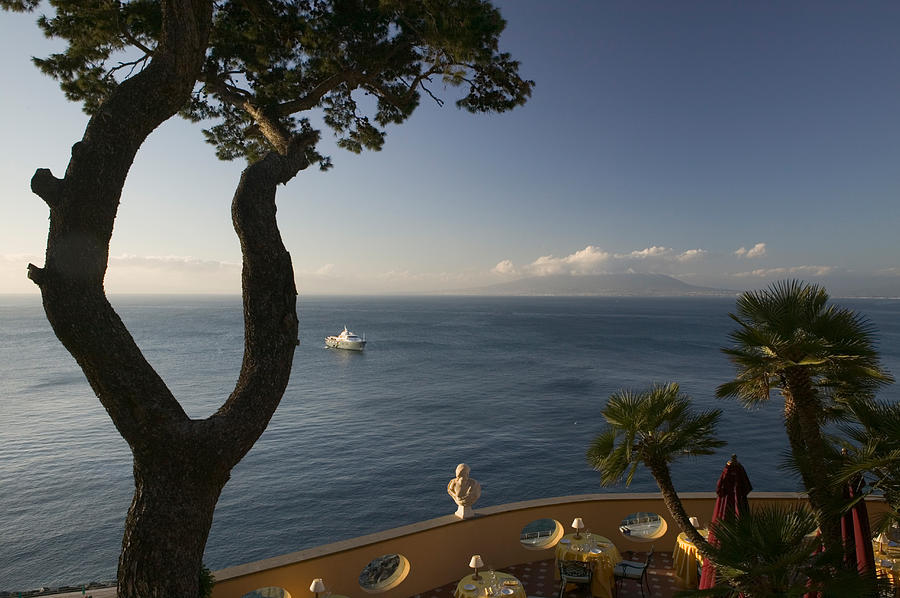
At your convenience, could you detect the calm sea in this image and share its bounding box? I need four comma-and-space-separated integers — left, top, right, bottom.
1, 295, 898, 590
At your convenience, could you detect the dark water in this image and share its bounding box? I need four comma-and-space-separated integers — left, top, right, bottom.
1, 295, 898, 590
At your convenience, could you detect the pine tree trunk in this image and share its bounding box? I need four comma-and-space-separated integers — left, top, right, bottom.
118, 455, 229, 598
25, 3, 219, 596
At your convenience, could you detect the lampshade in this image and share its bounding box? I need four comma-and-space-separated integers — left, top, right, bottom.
571, 517, 585, 530
469, 554, 484, 568
875, 532, 891, 544
689, 516, 701, 528
309, 579, 326, 593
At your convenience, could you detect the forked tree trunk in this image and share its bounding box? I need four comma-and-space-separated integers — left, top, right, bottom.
27, 1, 318, 593
16, 3, 280, 596
108, 140, 307, 597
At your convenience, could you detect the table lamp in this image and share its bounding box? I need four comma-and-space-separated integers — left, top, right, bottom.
469, 554, 484, 581
689, 516, 701, 529
309, 578, 326, 598
572, 517, 585, 539
875, 532, 891, 554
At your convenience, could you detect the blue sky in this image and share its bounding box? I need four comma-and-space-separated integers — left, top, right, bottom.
1, 2, 899, 295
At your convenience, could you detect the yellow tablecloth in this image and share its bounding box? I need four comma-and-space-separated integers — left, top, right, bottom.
454, 572, 526, 598
673, 529, 708, 588
554, 533, 622, 598
875, 552, 900, 597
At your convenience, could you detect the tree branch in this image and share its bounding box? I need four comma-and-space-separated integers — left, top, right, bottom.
34, 0, 214, 457
30, 168, 63, 207
26, 263, 45, 285
419, 80, 444, 107
121, 28, 155, 57
242, 101, 293, 154
206, 141, 314, 465
276, 71, 357, 116
108, 54, 151, 81
200, 73, 252, 108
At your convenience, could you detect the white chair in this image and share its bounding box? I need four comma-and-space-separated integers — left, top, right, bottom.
614, 546, 653, 597
558, 560, 592, 598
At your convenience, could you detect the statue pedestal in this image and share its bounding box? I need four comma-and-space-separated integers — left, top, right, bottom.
455, 504, 475, 519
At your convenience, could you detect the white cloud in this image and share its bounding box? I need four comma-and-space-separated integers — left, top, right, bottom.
111, 254, 240, 270
733, 265, 834, 278
0, 253, 245, 294
105, 254, 241, 293
315, 263, 336, 276
565, 245, 611, 270
492, 259, 517, 275
615, 246, 671, 259
523, 245, 611, 276
676, 249, 707, 262
0, 254, 41, 293
527, 254, 566, 276
1, 253, 40, 263
735, 242, 767, 258
502, 244, 711, 278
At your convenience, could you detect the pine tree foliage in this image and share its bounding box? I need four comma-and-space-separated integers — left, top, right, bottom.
25, 0, 534, 165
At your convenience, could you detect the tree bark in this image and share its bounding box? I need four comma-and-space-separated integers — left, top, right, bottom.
782, 367, 842, 553
118, 454, 229, 597
646, 459, 714, 560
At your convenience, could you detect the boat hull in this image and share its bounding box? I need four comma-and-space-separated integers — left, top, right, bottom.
325, 337, 366, 351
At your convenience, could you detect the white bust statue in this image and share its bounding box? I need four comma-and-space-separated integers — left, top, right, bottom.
447, 463, 481, 519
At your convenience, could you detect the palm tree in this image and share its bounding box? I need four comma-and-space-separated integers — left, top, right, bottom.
716, 280, 893, 550
840, 398, 900, 529
675, 505, 878, 598
586, 382, 726, 551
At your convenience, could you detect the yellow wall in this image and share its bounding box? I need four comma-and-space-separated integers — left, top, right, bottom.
211, 492, 890, 598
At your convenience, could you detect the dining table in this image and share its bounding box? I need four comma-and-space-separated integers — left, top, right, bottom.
672, 529, 708, 588
454, 571, 526, 598
874, 537, 900, 597
874, 551, 899, 597
554, 532, 622, 598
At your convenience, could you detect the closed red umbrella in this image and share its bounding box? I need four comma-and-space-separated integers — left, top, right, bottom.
806, 470, 875, 598
842, 473, 876, 575
699, 454, 753, 589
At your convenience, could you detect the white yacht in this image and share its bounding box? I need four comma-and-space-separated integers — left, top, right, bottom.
325, 326, 366, 351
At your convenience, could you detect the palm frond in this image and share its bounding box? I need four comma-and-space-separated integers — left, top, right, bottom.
587, 382, 724, 486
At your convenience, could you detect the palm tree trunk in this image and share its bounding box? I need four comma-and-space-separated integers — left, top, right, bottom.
782, 367, 841, 552
647, 459, 714, 559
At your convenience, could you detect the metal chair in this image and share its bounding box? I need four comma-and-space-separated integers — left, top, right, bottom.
613, 546, 653, 597
558, 560, 592, 598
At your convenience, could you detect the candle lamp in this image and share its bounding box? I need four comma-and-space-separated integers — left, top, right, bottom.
309, 578, 326, 598
469, 554, 484, 581
572, 517, 585, 539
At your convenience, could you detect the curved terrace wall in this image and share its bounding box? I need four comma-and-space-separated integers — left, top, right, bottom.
211, 492, 890, 598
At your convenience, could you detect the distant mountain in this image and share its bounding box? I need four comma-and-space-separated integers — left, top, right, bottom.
457, 273, 733, 297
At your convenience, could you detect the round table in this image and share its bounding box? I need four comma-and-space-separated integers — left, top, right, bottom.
673, 529, 708, 588
554, 533, 622, 598
454, 571, 526, 598
874, 551, 900, 597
